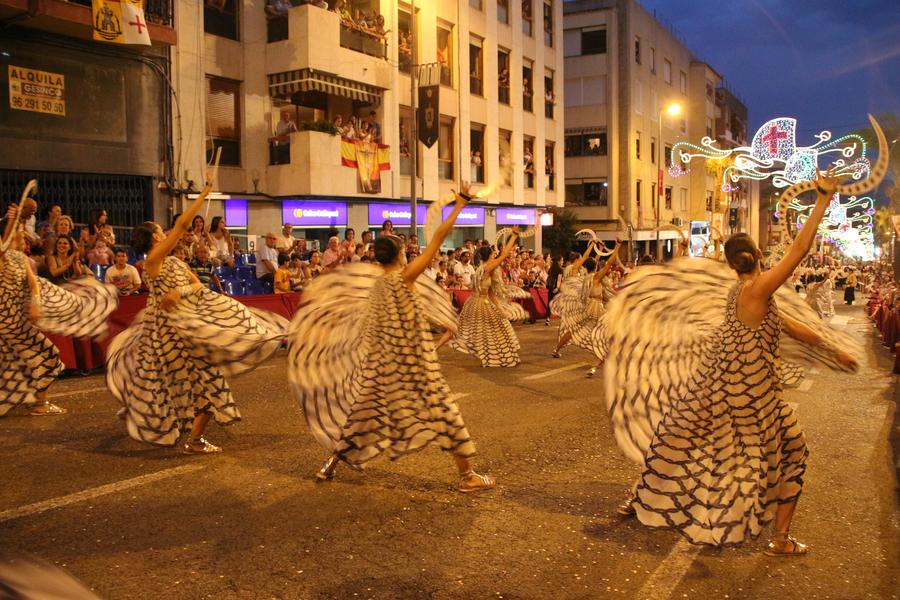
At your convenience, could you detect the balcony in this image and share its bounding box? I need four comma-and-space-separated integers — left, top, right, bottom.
267, 129, 392, 198
0, 0, 176, 45
266, 4, 391, 90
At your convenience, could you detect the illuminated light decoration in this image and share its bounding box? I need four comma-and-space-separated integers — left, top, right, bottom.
668, 164, 691, 178
721, 182, 741, 193
791, 194, 876, 261
672, 117, 872, 191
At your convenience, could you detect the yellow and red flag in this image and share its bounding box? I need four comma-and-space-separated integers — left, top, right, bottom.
341, 138, 391, 194
92, 0, 152, 46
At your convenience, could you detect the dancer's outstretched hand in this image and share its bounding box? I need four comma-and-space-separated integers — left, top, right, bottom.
814, 166, 840, 201
452, 182, 472, 204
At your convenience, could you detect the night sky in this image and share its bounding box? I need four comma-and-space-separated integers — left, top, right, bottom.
639, 0, 900, 139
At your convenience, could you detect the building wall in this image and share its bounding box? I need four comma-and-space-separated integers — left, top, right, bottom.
172, 0, 564, 250
563, 0, 744, 253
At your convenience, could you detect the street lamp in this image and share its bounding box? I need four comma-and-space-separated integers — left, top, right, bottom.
656, 102, 682, 260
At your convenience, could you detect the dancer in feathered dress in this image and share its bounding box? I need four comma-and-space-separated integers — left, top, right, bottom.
288, 184, 495, 492
106, 172, 287, 453
552, 241, 621, 361
452, 226, 525, 367
1, 193, 118, 417
603, 167, 872, 555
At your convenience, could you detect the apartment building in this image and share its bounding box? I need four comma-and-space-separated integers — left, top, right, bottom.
563, 0, 756, 258
0, 0, 176, 229
173, 0, 565, 251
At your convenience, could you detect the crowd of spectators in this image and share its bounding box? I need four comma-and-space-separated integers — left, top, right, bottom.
333, 111, 382, 143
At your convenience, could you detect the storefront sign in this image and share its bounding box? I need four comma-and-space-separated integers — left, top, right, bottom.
443, 205, 485, 227
496, 207, 536, 226
282, 200, 347, 227
367, 203, 427, 227
8, 66, 65, 116
224, 199, 248, 228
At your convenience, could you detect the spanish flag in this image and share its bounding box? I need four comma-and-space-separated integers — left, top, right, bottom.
340, 138, 391, 170
92, 0, 152, 46
341, 138, 391, 194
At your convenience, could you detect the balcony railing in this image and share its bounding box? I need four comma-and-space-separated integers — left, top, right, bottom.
68, 0, 173, 27
340, 24, 387, 59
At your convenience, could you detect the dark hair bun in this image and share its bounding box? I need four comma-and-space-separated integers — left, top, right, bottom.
373, 236, 401, 265
131, 221, 157, 255
478, 245, 493, 262
723, 233, 758, 274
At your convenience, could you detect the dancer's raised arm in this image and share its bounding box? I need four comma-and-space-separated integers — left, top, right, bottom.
571, 241, 596, 272
482, 226, 520, 275
594, 241, 621, 283
747, 168, 839, 301
145, 170, 214, 277
404, 183, 472, 284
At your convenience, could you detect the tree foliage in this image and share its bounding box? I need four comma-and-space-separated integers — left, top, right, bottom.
542, 208, 578, 257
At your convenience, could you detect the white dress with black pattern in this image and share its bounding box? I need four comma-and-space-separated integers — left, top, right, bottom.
551, 273, 606, 352
1, 250, 117, 415
106, 256, 287, 445
288, 264, 475, 466
453, 267, 522, 367
602, 258, 861, 546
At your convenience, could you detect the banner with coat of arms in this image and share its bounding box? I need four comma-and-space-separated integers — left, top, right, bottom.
92, 0, 152, 46
341, 138, 391, 194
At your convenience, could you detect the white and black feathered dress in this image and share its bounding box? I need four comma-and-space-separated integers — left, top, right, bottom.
106, 256, 287, 445
453, 267, 523, 367
1, 250, 118, 415
288, 264, 475, 466
551, 273, 607, 352
603, 258, 861, 546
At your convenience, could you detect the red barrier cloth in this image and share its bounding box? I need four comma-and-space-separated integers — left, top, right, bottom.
43, 333, 79, 370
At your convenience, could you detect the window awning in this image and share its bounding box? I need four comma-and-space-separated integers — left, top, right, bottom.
565, 127, 607, 135
267, 69, 383, 106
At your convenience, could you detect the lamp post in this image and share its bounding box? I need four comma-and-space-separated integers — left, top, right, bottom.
656, 102, 681, 261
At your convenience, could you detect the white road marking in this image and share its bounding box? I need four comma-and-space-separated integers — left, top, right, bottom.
522, 362, 590, 381
830, 315, 850, 326
635, 538, 700, 600
797, 379, 813, 392
47, 385, 107, 399
448, 392, 470, 402
0, 464, 204, 523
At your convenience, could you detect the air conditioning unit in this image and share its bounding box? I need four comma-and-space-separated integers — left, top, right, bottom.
670, 217, 683, 226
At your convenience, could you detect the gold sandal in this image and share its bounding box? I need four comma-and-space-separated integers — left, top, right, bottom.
459, 470, 496, 493
616, 497, 636, 517
180, 437, 222, 455
316, 454, 339, 482
764, 535, 808, 557
29, 402, 67, 416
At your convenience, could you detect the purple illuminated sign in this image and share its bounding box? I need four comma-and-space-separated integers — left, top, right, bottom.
282, 200, 348, 227
224, 199, 248, 228
496, 207, 536, 226
367, 203, 428, 227
442, 205, 485, 227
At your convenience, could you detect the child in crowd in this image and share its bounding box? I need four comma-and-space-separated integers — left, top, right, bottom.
189, 245, 224, 293
171, 244, 188, 263
105, 248, 142, 295
288, 254, 305, 291
87, 240, 113, 267
274, 253, 292, 294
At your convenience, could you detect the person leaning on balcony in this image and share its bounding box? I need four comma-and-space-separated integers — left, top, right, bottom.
256, 233, 279, 285
270, 110, 298, 165
265, 0, 291, 17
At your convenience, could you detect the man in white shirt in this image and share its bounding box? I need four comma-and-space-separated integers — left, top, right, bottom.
105, 249, 142, 295
276, 223, 298, 253
256, 232, 279, 283
453, 251, 476, 288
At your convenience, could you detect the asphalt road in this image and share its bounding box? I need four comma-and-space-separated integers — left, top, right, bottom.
1, 304, 898, 600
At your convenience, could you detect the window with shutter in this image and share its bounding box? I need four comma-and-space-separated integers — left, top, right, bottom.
206, 77, 240, 166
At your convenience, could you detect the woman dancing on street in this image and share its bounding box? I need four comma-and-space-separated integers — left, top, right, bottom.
452, 226, 525, 367
106, 171, 287, 453
1, 192, 117, 417
552, 241, 621, 361
603, 167, 869, 555
288, 184, 495, 492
